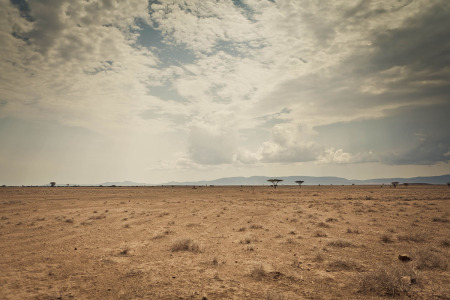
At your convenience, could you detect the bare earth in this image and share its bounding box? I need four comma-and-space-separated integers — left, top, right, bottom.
0, 185, 449, 299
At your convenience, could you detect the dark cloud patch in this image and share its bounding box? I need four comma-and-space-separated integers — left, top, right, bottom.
10, 0, 34, 21
369, 1, 450, 73
315, 102, 450, 165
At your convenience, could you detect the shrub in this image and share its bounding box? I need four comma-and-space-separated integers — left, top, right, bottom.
414, 249, 448, 271
170, 238, 201, 252
327, 258, 361, 271
314, 231, 327, 237
440, 239, 450, 247
432, 217, 449, 223
327, 240, 354, 248
380, 234, 394, 243
250, 224, 263, 229
358, 264, 416, 296
317, 222, 330, 228
250, 264, 267, 280
397, 232, 427, 243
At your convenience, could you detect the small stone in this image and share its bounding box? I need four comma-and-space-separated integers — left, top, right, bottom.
398, 254, 411, 262
401, 276, 414, 285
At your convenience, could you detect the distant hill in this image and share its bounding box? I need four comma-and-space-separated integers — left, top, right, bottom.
100, 181, 149, 186
163, 174, 450, 186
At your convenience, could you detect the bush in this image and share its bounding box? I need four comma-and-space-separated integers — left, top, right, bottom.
397, 232, 427, 243
414, 249, 448, 271
327, 240, 354, 248
170, 238, 201, 252
327, 258, 362, 271
380, 234, 394, 243
358, 264, 416, 296
250, 264, 267, 280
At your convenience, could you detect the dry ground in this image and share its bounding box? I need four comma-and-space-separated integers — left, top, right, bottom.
0, 185, 449, 299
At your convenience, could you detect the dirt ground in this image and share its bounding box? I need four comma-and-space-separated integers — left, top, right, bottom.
0, 185, 449, 299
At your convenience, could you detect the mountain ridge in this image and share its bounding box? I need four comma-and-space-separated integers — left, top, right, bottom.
160, 174, 450, 186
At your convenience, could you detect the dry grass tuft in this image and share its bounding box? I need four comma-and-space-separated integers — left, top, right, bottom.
250, 264, 267, 280
432, 217, 449, 223
250, 224, 263, 230
413, 249, 448, 271
170, 238, 201, 252
265, 291, 285, 300
152, 229, 173, 239
380, 234, 394, 243
327, 258, 362, 271
358, 264, 417, 296
317, 221, 331, 228
119, 248, 130, 256
440, 239, 450, 248
314, 231, 327, 237
397, 232, 427, 243
327, 239, 354, 248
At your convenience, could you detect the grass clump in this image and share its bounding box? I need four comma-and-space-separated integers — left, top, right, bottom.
170, 238, 201, 252
440, 239, 450, 248
432, 217, 449, 223
346, 228, 361, 234
250, 264, 267, 280
414, 249, 448, 271
317, 221, 331, 228
327, 239, 354, 248
380, 234, 394, 243
327, 258, 362, 271
397, 232, 427, 243
358, 264, 417, 296
314, 231, 327, 237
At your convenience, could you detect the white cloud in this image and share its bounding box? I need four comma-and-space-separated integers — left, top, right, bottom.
1, 0, 449, 184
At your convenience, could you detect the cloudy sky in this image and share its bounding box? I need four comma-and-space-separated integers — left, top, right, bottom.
1, 0, 449, 185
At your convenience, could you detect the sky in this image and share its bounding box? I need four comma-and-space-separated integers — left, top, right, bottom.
1, 0, 449, 185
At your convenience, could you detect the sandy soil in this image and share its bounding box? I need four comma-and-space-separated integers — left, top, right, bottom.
0, 185, 449, 299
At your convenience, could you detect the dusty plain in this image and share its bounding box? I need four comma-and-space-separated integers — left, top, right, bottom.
0, 185, 449, 299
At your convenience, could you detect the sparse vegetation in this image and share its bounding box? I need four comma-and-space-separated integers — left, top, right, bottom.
358, 264, 417, 296
170, 238, 201, 252
314, 230, 328, 237
327, 239, 354, 248
317, 221, 330, 228
327, 258, 361, 271
250, 264, 267, 280
413, 249, 448, 271
1, 184, 448, 299
397, 232, 427, 243
380, 234, 394, 243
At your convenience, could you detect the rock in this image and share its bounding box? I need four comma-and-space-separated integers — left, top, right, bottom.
401, 276, 416, 285
398, 254, 412, 262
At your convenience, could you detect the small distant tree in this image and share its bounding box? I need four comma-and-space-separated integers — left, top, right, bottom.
447, 182, 450, 187
267, 179, 283, 189
295, 180, 304, 187
391, 182, 399, 188
403, 183, 409, 187
50, 182, 56, 187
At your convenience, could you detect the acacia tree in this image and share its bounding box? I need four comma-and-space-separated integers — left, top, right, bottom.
403, 183, 409, 187
267, 179, 283, 189
50, 182, 56, 187
391, 182, 399, 188
295, 180, 304, 187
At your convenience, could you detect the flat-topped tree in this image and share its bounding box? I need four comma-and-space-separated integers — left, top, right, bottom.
267, 179, 283, 189
50, 182, 56, 187
391, 182, 399, 188
295, 180, 304, 187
